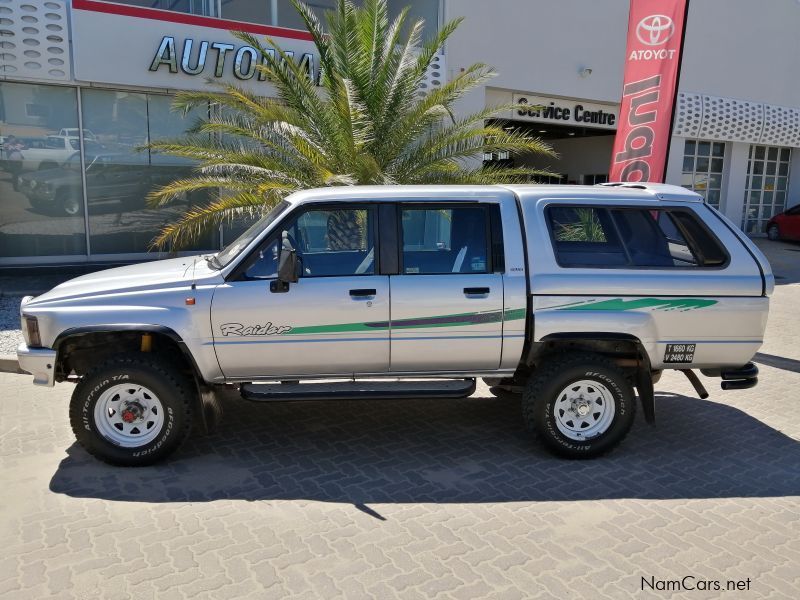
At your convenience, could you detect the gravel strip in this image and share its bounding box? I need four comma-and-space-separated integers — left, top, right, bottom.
0, 296, 23, 355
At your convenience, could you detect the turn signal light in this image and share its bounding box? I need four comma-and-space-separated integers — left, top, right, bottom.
24, 316, 41, 347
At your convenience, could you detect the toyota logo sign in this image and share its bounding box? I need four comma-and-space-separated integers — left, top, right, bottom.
636, 14, 675, 46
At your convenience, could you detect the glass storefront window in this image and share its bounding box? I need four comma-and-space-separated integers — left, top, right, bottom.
221, 0, 270, 23
680, 139, 725, 210
97, 1, 219, 16
219, 0, 439, 40
0, 82, 87, 262
80, 90, 216, 255
741, 144, 792, 234
146, 94, 216, 252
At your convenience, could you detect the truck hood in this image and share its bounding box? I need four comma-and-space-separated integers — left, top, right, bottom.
26, 256, 223, 306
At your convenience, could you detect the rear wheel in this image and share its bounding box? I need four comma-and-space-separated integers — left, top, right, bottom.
523, 353, 636, 458
57, 190, 81, 217
69, 355, 195, 466
767, 224, 780, 241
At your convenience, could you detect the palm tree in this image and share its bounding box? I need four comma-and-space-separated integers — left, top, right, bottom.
147, 0, 555, 249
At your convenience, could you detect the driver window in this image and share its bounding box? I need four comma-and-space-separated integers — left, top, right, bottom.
244, 206, 375, 279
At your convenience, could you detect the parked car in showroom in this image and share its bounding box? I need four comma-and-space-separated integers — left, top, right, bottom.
17, 152, 150, 216
58, 128, 97, 141
1, 135, 103, 173
766, 205, 800, 241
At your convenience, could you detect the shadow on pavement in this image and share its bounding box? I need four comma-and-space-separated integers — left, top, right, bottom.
49, 391, 800, 504
755, 352, 800, 374
754, 238, 800, 285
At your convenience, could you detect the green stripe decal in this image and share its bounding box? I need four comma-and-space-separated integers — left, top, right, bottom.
285, 321, 376, 335
285, 308, 527, 336
553, 298, 718, 312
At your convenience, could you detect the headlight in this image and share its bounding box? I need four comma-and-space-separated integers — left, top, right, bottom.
23, 315, 41, 347
28, 180, 36, 190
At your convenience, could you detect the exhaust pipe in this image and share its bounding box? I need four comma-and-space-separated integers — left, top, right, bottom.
679, 369, 709, 399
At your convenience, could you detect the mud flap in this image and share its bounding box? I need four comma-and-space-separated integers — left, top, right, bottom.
196, 385, 223, 435
635, 357, 656, 425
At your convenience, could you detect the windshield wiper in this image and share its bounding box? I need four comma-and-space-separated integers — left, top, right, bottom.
203, 254, 222, 270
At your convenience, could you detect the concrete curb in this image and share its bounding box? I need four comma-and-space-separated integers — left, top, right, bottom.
0, 355, 24, 375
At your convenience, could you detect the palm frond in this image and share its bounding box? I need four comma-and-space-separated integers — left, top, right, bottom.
148, 0, 557, 249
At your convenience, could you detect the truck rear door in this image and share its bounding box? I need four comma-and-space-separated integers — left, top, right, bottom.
388, 203, 504, 372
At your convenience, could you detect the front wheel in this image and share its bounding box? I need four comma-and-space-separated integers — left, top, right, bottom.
69, 356, 195, 466
523, 353, 636, 458
767, 224, 780, 241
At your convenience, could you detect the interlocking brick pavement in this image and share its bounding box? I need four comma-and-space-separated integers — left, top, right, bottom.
0, 241, 799, 599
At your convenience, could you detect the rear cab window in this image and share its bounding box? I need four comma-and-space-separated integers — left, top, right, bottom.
546, 204, 728, 269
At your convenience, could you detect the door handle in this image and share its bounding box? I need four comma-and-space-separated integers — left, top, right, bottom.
464, 287, 490, 295
350, 288, 377, 297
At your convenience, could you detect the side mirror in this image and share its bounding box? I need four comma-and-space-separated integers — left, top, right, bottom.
271, 231, 298, 293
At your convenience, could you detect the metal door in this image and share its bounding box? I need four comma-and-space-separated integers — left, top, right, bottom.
211, 204, 390, 378
389, 204, 504, 372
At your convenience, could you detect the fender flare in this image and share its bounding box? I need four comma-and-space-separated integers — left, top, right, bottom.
53, 324, 216, 433
536, 332, 656, 425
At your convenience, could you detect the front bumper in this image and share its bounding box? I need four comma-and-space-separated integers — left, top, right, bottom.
17, 343, 57, 387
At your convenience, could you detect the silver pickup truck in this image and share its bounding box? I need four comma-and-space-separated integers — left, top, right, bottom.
17, 183, 772, 465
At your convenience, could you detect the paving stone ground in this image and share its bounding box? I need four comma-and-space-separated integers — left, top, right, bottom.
0, 240, 799, 599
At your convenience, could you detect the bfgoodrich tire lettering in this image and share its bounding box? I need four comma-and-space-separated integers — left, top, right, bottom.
69, 355, 195, 466
523, 352, 636, 459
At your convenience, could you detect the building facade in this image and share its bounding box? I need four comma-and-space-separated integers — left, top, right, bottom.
0, 0, 798, 266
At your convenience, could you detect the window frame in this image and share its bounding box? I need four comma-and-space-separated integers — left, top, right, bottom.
544, 203, 730, 271
228, 202, 381, 281
396, 202, 497, 276
681, 139, 726, 210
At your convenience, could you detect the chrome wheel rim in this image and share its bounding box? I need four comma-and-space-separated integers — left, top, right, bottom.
554, 379, 616, 441
93, 383, 165, 448
62, 197, 81, 216
767, 226, 779, 240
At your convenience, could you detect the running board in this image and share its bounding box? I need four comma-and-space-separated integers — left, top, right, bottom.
240, 378, 476, 402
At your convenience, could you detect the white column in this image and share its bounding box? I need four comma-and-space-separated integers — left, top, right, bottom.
787, 147, 800, 210
664, 135, 685, 186
723, 142, 749, 228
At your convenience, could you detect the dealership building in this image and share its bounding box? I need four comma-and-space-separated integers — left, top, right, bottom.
0, 0, 798, 266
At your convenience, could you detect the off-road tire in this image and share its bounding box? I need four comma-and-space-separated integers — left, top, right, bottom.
69, 355, 195, 466
767, 224, 780, 241
523, 352, 636, 458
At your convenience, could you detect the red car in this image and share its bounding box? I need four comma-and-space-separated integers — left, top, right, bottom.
766, 205, 800, 241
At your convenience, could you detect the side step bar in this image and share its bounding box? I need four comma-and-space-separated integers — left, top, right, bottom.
240, 378, 476, 402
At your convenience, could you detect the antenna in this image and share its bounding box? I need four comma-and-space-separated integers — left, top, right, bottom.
186, 255, 198, 306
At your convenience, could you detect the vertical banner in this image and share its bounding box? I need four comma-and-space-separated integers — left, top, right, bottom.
609, 0, 688, 182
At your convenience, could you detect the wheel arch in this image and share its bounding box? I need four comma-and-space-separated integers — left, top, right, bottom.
53, 325, 217, 433
525, 332, 657, 424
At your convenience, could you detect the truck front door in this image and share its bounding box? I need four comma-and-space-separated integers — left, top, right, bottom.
389, 204, 504, 372
211, 204, 390, 378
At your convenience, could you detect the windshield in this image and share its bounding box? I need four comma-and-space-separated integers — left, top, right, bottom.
215, 201, 290, 268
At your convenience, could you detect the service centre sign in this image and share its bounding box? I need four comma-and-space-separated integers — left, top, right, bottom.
511, 94, 619, 130
71, 0, 318, 93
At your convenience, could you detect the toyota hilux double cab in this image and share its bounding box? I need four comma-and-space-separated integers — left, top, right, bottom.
17, 183, 772, 465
